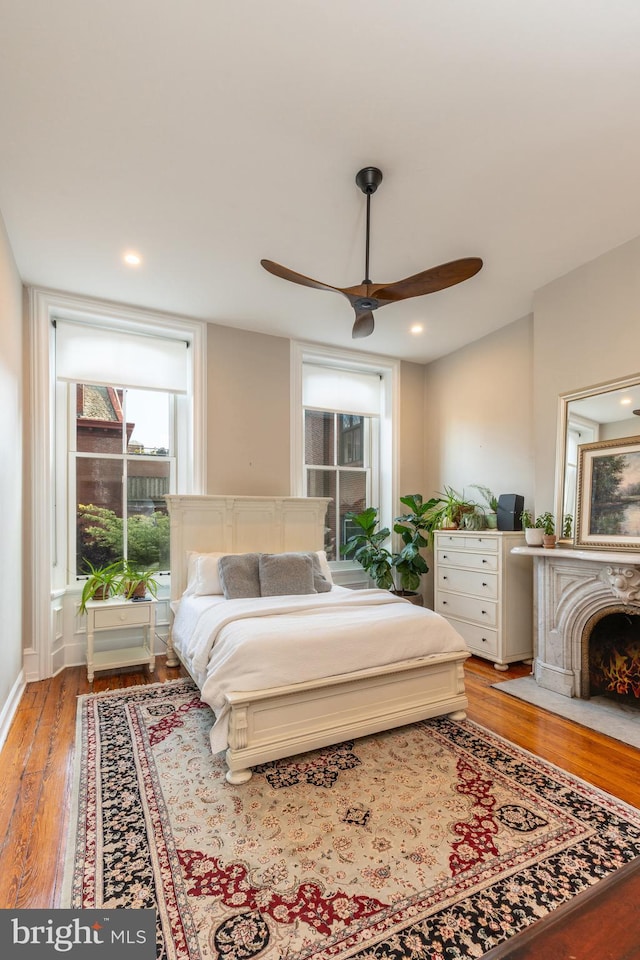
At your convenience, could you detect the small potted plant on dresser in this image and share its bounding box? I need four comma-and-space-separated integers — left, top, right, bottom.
78, 559, 126, 614
470, 485, 499, 528
520, 510, 545, 546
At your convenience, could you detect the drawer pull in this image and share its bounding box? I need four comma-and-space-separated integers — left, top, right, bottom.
443, 575, 448, 580
481, 610, 487, 615
443, 554, 448, 559
482, 559, 488, 564
442, 600, 448, 605
482, 582, 487, 587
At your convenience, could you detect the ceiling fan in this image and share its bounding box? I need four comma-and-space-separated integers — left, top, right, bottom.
261, 167, 483, 339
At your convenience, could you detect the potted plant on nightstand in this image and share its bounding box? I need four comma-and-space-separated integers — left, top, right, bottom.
122, 561, 160, 601
78, 559, 126, 614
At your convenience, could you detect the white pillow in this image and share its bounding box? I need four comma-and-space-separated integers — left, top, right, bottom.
184, 551, 226, 596
315, 550, 333, 584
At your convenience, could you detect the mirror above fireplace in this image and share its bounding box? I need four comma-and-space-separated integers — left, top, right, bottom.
556, 373, 640, 526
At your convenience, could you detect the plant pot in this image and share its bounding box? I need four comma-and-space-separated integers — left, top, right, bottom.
485, 512, 498, 529
542, 534, 557, 549
524, 527, 545, 546
393, 590, 424, 606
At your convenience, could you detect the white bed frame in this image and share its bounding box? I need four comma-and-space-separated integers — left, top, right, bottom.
165, 495, 469, 783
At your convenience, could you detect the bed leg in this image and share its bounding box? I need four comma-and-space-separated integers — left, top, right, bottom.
226, 767, 253, 785
165, 629, 179, 668
448, 710, 467, 721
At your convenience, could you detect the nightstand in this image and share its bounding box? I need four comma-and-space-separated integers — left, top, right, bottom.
85, 597, 157, 682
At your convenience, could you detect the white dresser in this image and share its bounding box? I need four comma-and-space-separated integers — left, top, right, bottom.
434, 530, 532, 670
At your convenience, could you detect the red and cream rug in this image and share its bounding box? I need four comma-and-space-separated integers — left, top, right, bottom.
64, 678, 640, 959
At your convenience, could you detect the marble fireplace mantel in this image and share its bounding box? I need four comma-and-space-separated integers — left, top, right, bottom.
511, 546, 640, 697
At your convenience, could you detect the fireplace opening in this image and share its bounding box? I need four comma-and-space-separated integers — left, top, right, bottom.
586, 610, 640, 704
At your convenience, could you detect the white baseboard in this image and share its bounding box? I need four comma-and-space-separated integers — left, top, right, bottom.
0, 669, 27, 755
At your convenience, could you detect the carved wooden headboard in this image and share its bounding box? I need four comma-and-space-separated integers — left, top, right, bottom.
164, 495, 331, 600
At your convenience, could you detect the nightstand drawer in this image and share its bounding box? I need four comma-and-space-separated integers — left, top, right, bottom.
435, 591, 497, 626
92, 603, 153, 629
437, 567, 498, 599
437, 549, 498, 572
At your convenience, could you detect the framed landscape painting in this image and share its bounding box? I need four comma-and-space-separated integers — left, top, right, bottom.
575, 435, 640, 550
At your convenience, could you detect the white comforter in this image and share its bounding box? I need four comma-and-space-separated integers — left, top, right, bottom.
171, 586, 467, 752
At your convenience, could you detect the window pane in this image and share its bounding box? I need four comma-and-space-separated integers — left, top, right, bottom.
338, 414, 364, 466
126, 389, 171, 456
77, 458, 124, 573
307, 468, 337, 560
305, 410, 335, 466
339, 469, 367, 553
76, 384, 124, 454
127, 461, 171, 569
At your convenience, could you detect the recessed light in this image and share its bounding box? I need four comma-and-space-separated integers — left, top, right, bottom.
410, 323, 424, 335
123, 251, 142, 266
620, 397, 632, 405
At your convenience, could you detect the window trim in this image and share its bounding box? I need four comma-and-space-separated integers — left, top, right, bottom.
26, 286, 207, 681
290, 340, 399, 572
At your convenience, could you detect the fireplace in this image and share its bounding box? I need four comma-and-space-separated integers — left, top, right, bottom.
513, 545, 640, 700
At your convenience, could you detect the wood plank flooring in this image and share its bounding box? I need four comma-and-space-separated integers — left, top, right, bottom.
0, 656, 638, 926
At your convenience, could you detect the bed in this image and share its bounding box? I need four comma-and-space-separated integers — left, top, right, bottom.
165, 495, 469, 783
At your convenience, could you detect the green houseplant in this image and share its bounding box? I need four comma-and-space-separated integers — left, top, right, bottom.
470, 484, 498, 528
537, 511, 557, 549
520, 509, 545, 546
122, 560, 160, 600
343, 495, 441, 599
78, 560, 126, 614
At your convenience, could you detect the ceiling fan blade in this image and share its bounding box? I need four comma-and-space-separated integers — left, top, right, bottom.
352, 310, 375, 339
373, 257, 483, 302
260, 259, 343, 295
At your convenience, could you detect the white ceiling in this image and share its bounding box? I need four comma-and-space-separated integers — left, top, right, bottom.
3, 1, 640, 363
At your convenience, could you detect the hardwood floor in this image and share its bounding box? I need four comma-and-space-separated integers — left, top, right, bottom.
0, 655, 638, 915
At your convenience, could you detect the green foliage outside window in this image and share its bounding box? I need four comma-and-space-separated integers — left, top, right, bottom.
77, 503, 170, 573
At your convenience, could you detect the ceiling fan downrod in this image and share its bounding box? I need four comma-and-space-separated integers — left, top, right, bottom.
355, 167, 383, 287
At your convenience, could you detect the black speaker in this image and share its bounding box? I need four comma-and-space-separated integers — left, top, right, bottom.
497, 494, 524, 531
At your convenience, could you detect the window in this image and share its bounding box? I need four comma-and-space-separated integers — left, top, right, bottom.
73, 384, 174, 575
305, 411, 373, 560
291, 342, 399, 570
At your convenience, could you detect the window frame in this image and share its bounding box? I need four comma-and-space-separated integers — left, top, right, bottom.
27, 286, 207, 681
290, 340, 399, 578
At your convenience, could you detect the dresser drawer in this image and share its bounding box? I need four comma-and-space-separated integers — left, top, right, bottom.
437, 549, 498, 572
463, 535, 499, 552
435, 591, 497, 627
446, 617, 499, 657
437, 567, 498, 599
92, 603, 153, 629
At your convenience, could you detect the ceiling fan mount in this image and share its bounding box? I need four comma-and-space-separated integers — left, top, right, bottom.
355, 166, 383, 195
261, 167, 482, 339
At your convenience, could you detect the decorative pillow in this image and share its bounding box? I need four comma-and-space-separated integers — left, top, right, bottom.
259, 552, 316, 596
218, 553, 262, 599
308, 552, 332, 593
314, 550, 333, 584
184, 551, 226, 596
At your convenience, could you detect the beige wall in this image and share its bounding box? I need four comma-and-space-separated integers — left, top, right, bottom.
207, 324, 291, 494
424, 315, 535, 509
0, 209, 24, 723
399, 360, 427, 499
532, 234, 640, 512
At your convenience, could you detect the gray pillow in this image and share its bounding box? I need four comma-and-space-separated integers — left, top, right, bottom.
218, 553, 262, 599
259, 552, 316, 596
307, 552, 332, 593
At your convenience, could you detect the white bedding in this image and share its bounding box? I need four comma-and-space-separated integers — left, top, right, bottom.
171, 586, 468, 753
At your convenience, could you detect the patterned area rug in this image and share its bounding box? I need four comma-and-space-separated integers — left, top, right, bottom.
63, 678, 640, 959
